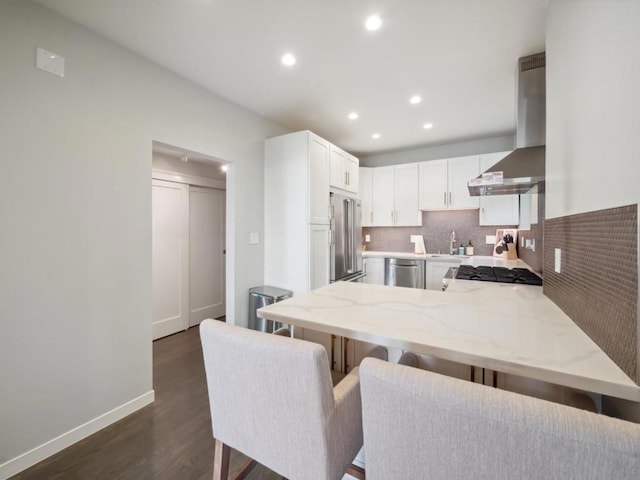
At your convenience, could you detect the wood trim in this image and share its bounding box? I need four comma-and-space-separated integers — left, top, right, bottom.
346, 463, 366, 480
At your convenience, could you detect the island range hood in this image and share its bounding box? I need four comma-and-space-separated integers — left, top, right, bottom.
469, 52, 545, 196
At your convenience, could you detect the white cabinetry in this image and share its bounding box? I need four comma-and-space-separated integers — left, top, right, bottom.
330, 145, 359, 194
419, 156, 480, 210
264, 131, 331, 295
479, 152, 520, 226
364, 257, 384, 285
371, 164, 421, 226
359, 167, 373, 227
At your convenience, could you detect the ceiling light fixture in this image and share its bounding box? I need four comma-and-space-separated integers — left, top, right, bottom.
365, 15, 382, 31
372, 133, 381, 139
410, 95, 422, 104
348, 112, 359, 120
423, 122, 433, 129
281, 53, 296, 66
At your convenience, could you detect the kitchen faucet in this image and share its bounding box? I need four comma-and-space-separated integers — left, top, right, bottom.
449, 230, 456, 255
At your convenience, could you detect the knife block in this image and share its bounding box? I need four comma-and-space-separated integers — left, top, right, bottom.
502, 247, 518, 260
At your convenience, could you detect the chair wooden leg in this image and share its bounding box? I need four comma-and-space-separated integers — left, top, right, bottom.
230, 458, 257, 480
346, 464, 366, 480
213, 439, 230, 480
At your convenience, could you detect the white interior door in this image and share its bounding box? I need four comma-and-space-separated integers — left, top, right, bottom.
189, 186, 226, 326
152, 179, 189, 340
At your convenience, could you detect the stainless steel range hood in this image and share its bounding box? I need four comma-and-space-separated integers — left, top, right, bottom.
469, 52, 545, 196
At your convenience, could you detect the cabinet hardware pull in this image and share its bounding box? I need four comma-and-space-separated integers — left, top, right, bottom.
346, 171, 349, 185
370, 211, 373, 223
343, 337, 349, 374
444, 192, 446, 205
391, 211, 394, 223
449, 192, 452, 205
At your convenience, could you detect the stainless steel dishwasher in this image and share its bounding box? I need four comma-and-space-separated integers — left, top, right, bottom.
384, 258, 426, 289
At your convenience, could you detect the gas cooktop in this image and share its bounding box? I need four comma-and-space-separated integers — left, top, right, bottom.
455, 265, 542, 286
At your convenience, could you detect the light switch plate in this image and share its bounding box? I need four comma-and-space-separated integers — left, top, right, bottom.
520, 236, 525, 247
249, 232, 259, 245
486, 235, 496, 245
36, 47, 65, 77
554, 248, 562, 273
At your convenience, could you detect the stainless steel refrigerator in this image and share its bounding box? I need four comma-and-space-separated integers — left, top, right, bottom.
330, 193, 365, 282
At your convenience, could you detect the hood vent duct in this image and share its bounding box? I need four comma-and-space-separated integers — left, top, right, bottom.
469, 52, 545, 196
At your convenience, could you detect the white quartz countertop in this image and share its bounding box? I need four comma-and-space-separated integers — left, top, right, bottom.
258, 281, 640, 402
363, 251, 529, 268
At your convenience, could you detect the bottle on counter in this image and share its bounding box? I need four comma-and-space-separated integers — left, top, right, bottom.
457, 245, 465, 255
465, 241, 474, 256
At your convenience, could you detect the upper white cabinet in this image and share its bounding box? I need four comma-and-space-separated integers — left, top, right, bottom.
330, 145, 359, 194
359, 167, 373, 227
419, 156, 480, 210
478, 152, 520, 226
371, 164, 421, 226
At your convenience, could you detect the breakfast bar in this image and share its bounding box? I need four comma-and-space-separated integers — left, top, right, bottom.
258, 280, 640, 402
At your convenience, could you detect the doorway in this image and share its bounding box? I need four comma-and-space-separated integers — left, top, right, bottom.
151, 143, 227, 340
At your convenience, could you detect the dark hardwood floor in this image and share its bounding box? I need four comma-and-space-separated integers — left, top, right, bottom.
12, 323, 282, 480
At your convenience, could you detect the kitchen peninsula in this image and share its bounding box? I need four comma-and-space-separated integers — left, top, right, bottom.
258, 279, 640, 402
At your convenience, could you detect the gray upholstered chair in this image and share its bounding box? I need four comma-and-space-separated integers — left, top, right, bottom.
397, 351, 420, 368
359, 358, 640, 480
200, 319, 364, 480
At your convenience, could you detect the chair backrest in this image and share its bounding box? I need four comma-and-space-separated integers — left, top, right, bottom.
200, 319, 336, 478
359, 358, 640, 480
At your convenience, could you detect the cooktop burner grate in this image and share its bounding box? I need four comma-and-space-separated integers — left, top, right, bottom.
455, 265, 542, 285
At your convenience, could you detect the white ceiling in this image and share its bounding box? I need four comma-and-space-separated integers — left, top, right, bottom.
36, 0, 546, 156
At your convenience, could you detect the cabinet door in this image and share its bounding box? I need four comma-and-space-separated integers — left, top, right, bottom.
479, 152, 519, 225
344, 154, 359, 193
394, 164, 421, 226
371, 166, 395, 226
309, 224, 330, 290
329, 145, 346, 190
308, 134, 331, 224
364, 257, 385, 285
448, 156, 480, 209
419, 160, 448, 209
359, 167, 373, 227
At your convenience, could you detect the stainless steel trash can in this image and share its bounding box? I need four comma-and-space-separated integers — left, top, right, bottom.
248, 286, 292, 332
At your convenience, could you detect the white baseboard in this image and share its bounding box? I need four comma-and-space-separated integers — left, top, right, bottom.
0, 390, 155, 479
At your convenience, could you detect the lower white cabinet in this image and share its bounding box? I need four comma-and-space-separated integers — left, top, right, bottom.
425, 259, 462, 291
364, 257, 385, 285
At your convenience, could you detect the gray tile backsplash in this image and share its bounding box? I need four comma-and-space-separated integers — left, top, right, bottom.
543, 204, 638, 384
364, 210, 515, 257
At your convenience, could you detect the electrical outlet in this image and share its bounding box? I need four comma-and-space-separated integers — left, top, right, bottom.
249, 232, 259, 245
554, 248, 562, 273
520, 236, 525, 247
526, 239, 536, 252
365, 234, 371, 242
486, 235, 496, 245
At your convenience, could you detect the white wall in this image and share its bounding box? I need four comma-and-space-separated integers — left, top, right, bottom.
546, 0, 640, 220
359, 134, 514, 167
546, 0, 640, 421
0, 0, 287, 474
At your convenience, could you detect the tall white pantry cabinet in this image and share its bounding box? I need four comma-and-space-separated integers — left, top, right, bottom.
264, 131, 331, 296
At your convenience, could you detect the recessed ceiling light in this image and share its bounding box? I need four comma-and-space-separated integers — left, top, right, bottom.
372, 133, 381, 139
348, 112, 359, 120
281, 53, 296, 66
221, 165, 228, 172
423, 122, 434, 129
410, 95, 422, 104
365, 15, 382, 31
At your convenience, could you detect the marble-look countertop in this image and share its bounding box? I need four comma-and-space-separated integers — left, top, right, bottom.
363, 251, 530, 268
258, 281, 640, 402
